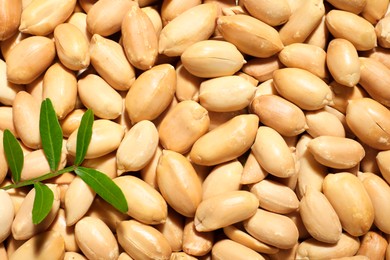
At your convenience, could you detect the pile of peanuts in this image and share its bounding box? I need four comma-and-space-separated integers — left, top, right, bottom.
2, 0, 390, 259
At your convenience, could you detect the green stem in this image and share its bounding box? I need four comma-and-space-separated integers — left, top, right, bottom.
0, 165, 77, 190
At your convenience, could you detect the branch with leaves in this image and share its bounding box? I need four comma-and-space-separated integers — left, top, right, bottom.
1, 99, 128, 224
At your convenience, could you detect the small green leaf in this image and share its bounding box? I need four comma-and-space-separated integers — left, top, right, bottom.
3, 130, 23, 183
39, 99, 63, 172
75, 167, 128, 213
74, 109, 94, 166
32, 182, 54, 225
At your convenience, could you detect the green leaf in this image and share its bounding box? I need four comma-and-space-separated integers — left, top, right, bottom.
74, 109, 94, 166
32, 182, 54, 225
75, 167, 128, 213
3, 130, 23, 183
39, 99, 63, 172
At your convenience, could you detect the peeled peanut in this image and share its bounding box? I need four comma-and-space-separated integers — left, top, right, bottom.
375, 15, 390, 48
12, 184, 60, 240
158, 3, 218, 56
64, 177, 95, 226
48, 208, 78, 252
296, 233, 360, 260
19, 0, 76, 36
199, 76, 256, 112
356, 231, 387, 259
0, 31, 27, 61
121, 2, 158, 70
243, 0, 290, 26
361, 0, 388, 24
86, 197, 130, 232
327, 39, 360, 87
326, 0, 366, 14
1, 179, 29, 215
360, 143, 380, 174
25, 74, 44, 104
20, 149, 67, 181
236, 72, 259, 88
12, 91, 41, 149
67, 119, 124, 159
250, 179, 299, 214
117, 220, 172, 260
359, 172, 390, 234
346, 98, 390, 150
117, 120, 159, 174
86, 0, 134, 36
190, 114, 258, 166
157, 150, 202, 217
308, 136, 365, 169
295, 134, 327, 198
377, 150, 390, 184
273, 68, 333, 110
325, 10, 377, 51
212, 239, 265, 260
362, 46, 390, 69
217, 14, 283, 58
125, 64, 176, 124
305, 109, 345, 138
161, 0, 201, 25
140, 146, 162, 190
359, 57, 390, 107
59, 109, 85, 138
6, 36, 55, 84
305, 14, 329, 49
113, 175, 167, 225
208, 109, 248, 131
279, 0, 325, 45
43, 62, 77, 119
182, 218, 213, 256
329, 81, 367, 114
10, 231, 65, 260
323, 172, 374, 237
75, 217, 119, 260
223, 224, 279, 254
0, 0, 22, 41
278, 43, 327, 79
53, 23, 90, 71
89, 34, 135, 91
0, 190, 13, 243
78, 74, 122, 120
156, 209, 184, 252
0, 107, 16, 137
181, 40, 245, 78
243, 208, 299, 249
242, 57, 282, 82
241, 151, 268, 185
251, 94, 307, 137
67, 12, 92, 42
175, 61, 202, 102
158, 100, 209, 154
194, 191, 259, 232
251, 126, 296, 178
299, 186, 342, 243
202, 160, 242, 200
0, 59, 24, 106
141, 6, 162, 36
81, 152, 117, 179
